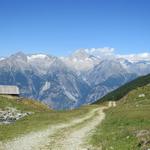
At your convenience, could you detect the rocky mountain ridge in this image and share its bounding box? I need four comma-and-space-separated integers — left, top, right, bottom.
0, 49, 150, 109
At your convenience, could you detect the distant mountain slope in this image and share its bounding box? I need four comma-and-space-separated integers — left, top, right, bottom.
0, 50, 150, 109
87, 73, 137, 103
94, 74, 150, 104
0, 52, 90, 109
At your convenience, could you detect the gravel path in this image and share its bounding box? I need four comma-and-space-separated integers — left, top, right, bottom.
0, 102, 116, 150
44, 106, 107, 150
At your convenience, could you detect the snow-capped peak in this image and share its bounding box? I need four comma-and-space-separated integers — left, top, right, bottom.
0, 57, 5, 61
71, 49, 90, 58
27, 54, 48, 61
60, 49, 101, 71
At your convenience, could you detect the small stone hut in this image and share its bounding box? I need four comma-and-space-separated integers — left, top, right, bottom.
0, 85, 20, 96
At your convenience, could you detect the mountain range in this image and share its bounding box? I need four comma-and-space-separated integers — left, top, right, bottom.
0, 48, 150, 109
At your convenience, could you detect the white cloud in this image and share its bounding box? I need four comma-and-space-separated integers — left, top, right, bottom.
83, 47, 115, 58
76, 47, 150, 62
117, 52, 150, 62
83, 47, 150, 62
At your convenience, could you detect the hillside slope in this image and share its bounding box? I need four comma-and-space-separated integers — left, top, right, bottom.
90, 80, 150, 149
94, 73, 150, 104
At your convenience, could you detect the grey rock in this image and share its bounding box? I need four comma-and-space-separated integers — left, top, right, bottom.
0, 107, 32, 124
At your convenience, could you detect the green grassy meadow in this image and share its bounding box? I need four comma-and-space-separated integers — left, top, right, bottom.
90, 85, 150, 150
0, 96, 94, 141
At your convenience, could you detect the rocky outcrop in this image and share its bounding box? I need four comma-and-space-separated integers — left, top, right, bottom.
0, 107, 33, 124
136, 130, 150, 149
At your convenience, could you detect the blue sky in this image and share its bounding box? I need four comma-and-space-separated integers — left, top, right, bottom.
0, 0, 150, 57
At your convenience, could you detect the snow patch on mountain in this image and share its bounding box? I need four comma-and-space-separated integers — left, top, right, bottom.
64, 89, 77, 102
27, 54, 48, 60
41, 82, 51, 92
0, 58, 5, 61
27, 54, 57, 75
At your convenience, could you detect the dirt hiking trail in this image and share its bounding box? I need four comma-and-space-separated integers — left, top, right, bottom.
0, 102, 115, 150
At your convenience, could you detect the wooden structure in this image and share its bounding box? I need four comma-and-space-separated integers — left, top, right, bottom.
0, 85, 20, 96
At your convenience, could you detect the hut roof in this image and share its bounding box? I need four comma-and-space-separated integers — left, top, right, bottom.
0, 85, 20, 95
